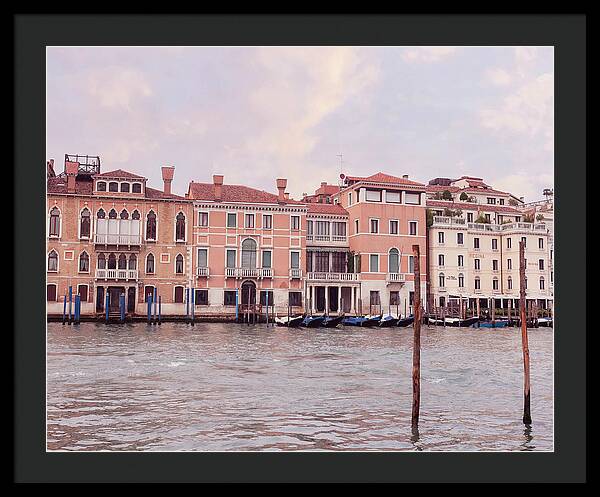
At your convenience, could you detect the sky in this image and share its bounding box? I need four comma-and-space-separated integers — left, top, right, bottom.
46, 46, 554, 201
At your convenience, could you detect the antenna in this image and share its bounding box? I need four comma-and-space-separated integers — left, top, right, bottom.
337, 153, 344, 187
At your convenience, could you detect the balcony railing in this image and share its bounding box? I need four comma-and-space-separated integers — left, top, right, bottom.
197, 267, 210, 277
306, 234, 348, 243
386, 272, 406, 283
289, 268, 302, 279
432, 216, 466, 226
95, 269, 138, 280
94, 234, 142, 245
306, 271, 359, 282
225, 267, 273, 279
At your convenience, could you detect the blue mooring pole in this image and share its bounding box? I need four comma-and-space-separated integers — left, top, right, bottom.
158, 295, 162, 325
153, 287, 157, 325
74, 294, 80, 324
120, 293, 125, 323
62, 294, 67, 325
235, 288, 239, 323
186, 288, 190, 321
191, 287, 195, 326
105, 292, 110, 323
68, 286, 73, 324
265, 291, 269, 327
147, 294, 152, 324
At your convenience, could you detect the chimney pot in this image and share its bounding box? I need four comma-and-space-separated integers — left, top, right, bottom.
276, 178, 287, 203
213, 174, 224, 201
65, 160, 79, 193
161, 166, 175, 195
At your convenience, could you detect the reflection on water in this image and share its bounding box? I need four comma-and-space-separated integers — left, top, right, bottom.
47, 322, 553, 451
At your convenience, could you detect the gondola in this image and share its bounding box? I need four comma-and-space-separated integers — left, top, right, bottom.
322, 315, 345, 328
457, 316, 479, 327
396, 315, 414, 327
342, 316, 367, 326
275, 315, 304, 327
302, 315, 326, 328
378, 315, 398, 327
474, 320, 509, 328
362, 315, 382, 327
537, 317, 553, 327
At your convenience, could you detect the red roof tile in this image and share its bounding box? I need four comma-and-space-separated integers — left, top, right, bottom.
315, 184, 341, 195
306, 203, 348, 215
426, 185, 461, 193
47, 177, 93, 195
94, 169, 146, 180
347, 172, 425, 187
188, 182, 304, 205
144, 186, 186, 201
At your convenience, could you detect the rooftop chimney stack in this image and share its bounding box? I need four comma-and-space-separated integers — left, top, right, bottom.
65, 159, 79, 193
161, 166, 175, 195
276, 178, 288, 203
213, 174, 224, 201
402, 174, 409, 179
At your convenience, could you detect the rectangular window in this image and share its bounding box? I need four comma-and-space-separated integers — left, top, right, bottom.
493, 259, 499, 271
404, 192, 420, 205
438, 231, 445, 244
289, 291, 302, 307
370, 219, 379, 233
499, 199, 505, 205
226, 249, 236, 268
198, 212, 209, 227
390, 291, 400, 305
409, 221, 417, 236
458, 255, 464, 267
507, 258, 512, 270
263, 214, 273, 229
474, 238, 480, 249
467, 212, 474, 222
224, 290, 237, 306
348, 193, 353, 205
144, 286, 155, 303
316, 221, 330, 236
227, 212, 237, 228
438, 254, 444, 266
331, 252, 346, 273
262, 250, 272, 268
78, 285, 88, 302
475, 279, 480, 290
245, 214, 255, 228
370, 291, 381, 305
540, 278, 545, 290
493, 279, 499, 290
174, 286, 185, 303
538, 238, 544, 249
474, 259, 480, 270
385, 191, 401, 203
290, 251, 300, 269
291, 215, 300, 230
492, 239, 498, 250
260, 290, 274, 306
369, 254, 379, 272
365, 189, 382, 202
47, 284, 57, 302
332, 222, 346, 237
408, 256, 414, 273
314, 252, 329, 272
355, 219, 359, 234
485, 214, 491, 223
487, 197, 496, 204
198, 248, 208, 268
457, 232, 464, 245
507, 238, 512, 249
521, 237, 527, 247
195, 289, 208, 305
389, 220, 399, 235
539, 259, 544, 270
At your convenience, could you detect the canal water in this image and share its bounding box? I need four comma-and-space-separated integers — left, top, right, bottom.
47, 322, 553, 451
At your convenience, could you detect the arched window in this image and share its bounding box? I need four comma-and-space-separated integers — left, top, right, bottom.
474, 277, 480, 290
388, 248, 399, 273
80, 208, 91, 238
132, 210, 140, 220
439, 273, 445, 287
241, 238, 257, 268
493, 277, 499, 290
146, 253, 155, 274
97, 253, 106, 269
108, 209, 117, 219
438, 254, 445, 267
507, 276, 513, 290
175, 212, 186, 241
49, 207, 60, 236
458, 273, 464, 288
132, 183, 142, 193
120, 209, 129, 220
97, 208, 106, 219
120, 182, 130, 193
175, 254, 184, 274
109, 182, 118, 192
47, 250, 58, 272
96, 181, 106, 192
108, 253, 117, 270
79, 251, 89, 272
118, 254, 127, 269
146, 211, 157, 240
539, 277, 545, 290
129, 254, 137, 270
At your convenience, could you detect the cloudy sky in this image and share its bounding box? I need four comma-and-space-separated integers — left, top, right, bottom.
46, 46, 553, 201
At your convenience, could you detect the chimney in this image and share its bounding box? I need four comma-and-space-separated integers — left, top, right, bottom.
320, 182, 327, 187
65, 160, 79, 193
47, 159, 55, 178
519, 196, 525, 202
276, 178, 287, 203
284, 192, 290, 200
402, 174, 409, 179
161, 166, 175, 195
213, 174, 224, 201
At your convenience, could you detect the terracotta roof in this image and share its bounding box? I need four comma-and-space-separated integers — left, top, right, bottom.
346, 172, 425, 187
315, 184, 341, 195
188, 182, 304, 205
426, 185, 461, 193
306, 203, 348, 215
47, 177, 93, 195
461, 186, 510, 196
94, 169, 146, 180
426, 199, 520, 214
145, 186, 186, 201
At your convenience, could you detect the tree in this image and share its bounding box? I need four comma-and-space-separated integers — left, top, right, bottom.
459, 192, 469, 201
523, 213, 535, 223
508, 198, 519, 206
536, 213, 544, 221
441, 190, 453, 201
475, 214, 490, 224
426, 209, 434, 227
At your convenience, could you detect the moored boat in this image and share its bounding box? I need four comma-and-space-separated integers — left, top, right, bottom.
322, 315, 344, 328
302, 315, 326, 327
537, 317, 553, 327
458, 316, 479, 327
342, 316, 367, 326
362, 314, 382, 327
275, 315, 304, 327
379, 315, 398, 327
474, 320, 509, 328
396, 315, 414, 327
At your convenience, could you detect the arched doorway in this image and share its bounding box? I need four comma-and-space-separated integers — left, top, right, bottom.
241, 280, 256, 308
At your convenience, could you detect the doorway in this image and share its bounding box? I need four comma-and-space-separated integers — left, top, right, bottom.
127, 287, 136, 313
108, 286, 125, 312
241, 281, 256, 308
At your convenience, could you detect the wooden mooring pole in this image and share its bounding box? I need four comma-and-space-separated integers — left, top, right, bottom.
411, 244, 422, 431
519, 240, 532, 424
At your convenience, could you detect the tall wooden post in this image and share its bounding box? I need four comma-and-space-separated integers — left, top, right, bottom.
411, 245, 422, 430
519, 241, 532, 424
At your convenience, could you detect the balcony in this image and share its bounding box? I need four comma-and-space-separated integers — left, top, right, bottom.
225, 267, 273, 279
306, 272, 359, 282
306, 234, 348, 245
197, 267, 210, 277
432, 216, 466, 226
386, 272, 406, 283
95, 269, 138, 281
94, 234, 142, 246
289, 268, 302, 279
